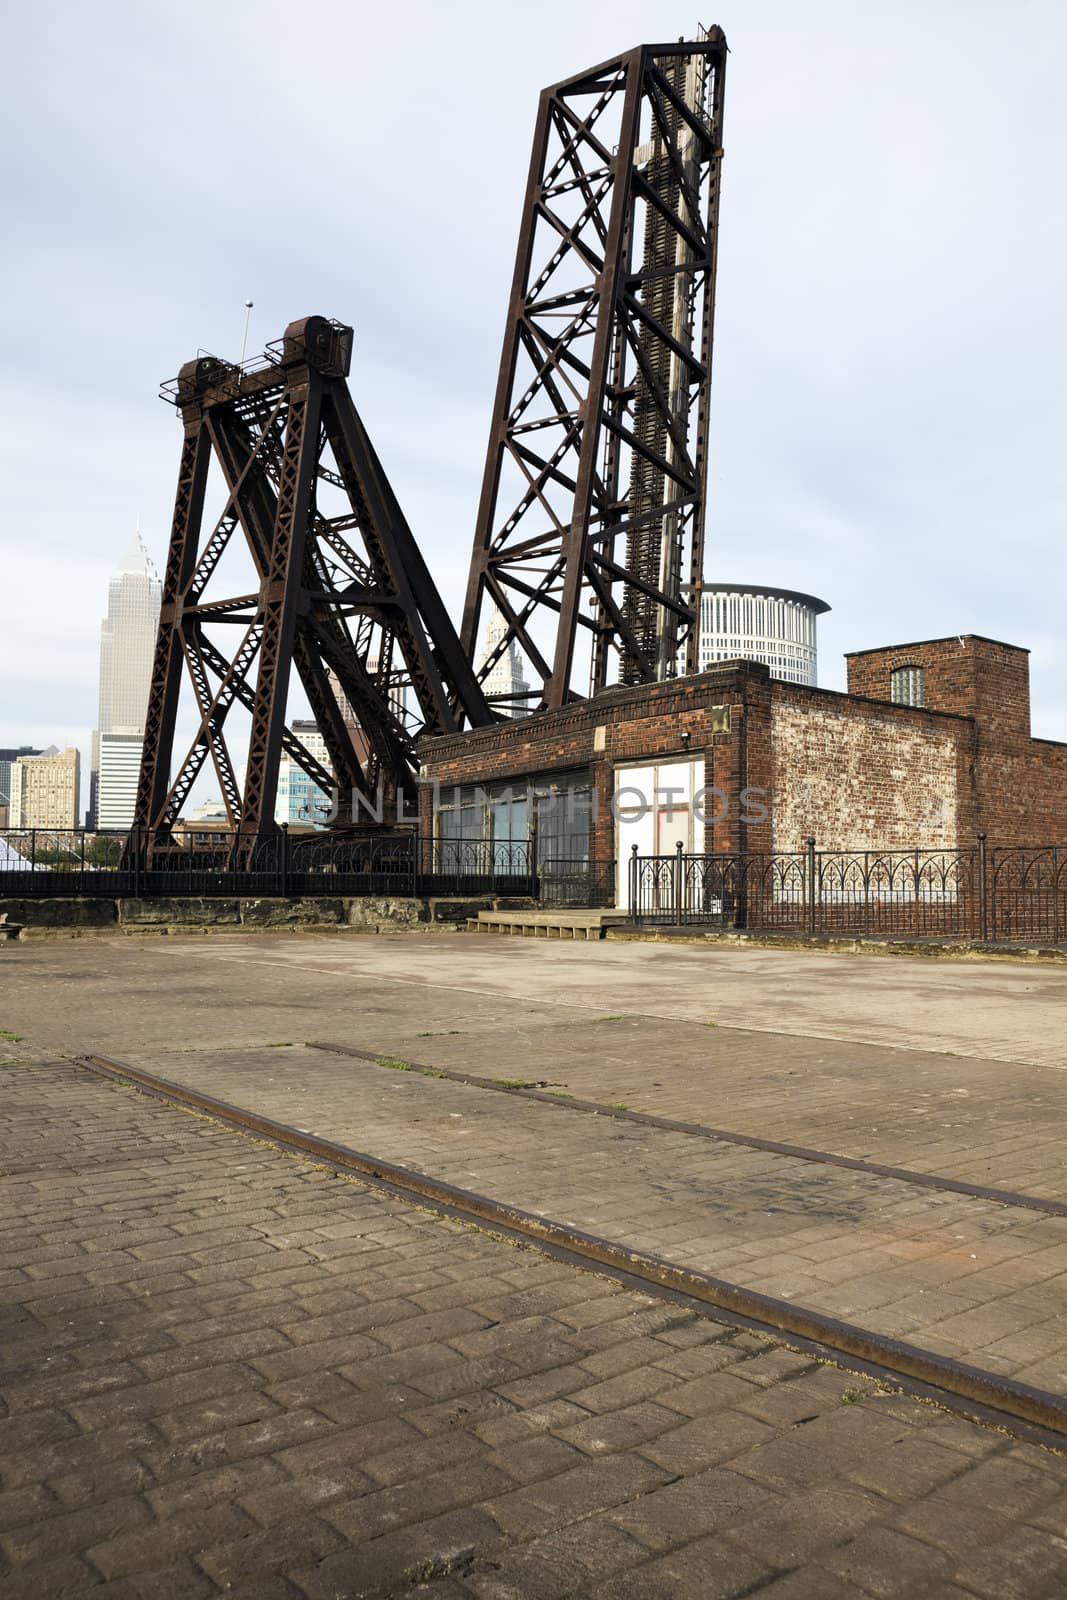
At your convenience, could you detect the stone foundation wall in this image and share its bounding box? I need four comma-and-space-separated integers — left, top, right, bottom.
0, 896, 522, 940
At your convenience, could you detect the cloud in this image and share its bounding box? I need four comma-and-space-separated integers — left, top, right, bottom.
2, 0, 1065, 806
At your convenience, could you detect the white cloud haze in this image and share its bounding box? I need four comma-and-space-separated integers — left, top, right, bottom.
2, 0, 1065, 800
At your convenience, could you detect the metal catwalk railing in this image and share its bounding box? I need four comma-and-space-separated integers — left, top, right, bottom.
627, 839, 1067, 945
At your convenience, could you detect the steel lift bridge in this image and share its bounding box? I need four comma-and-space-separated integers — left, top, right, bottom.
134, 28, 726, 847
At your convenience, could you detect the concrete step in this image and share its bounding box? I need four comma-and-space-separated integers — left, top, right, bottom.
468, 909, 629, 941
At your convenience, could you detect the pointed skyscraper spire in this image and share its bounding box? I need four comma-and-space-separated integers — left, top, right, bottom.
116, 529, 156, 578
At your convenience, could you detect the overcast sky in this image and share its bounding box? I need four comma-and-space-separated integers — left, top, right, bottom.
2, 0, 1065, 800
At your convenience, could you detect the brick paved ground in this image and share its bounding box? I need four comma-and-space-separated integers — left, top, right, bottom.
132, 1043, 1067, 1393
4, 937, 1067, 1199
5, 1056, 1067, 1600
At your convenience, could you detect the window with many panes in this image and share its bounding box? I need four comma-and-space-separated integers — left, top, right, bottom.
890, 665, 925, 707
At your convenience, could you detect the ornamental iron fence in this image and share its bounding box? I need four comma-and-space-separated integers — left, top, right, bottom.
3, 828, 1065, 945
628, 839, 1067, 945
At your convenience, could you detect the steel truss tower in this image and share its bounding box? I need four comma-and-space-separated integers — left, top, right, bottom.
135, 316, 491, 843
462, 30, 727, 712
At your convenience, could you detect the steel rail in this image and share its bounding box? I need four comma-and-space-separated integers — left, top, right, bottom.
308, 1040, 1067, 1221
75, 1050, 1067, 1449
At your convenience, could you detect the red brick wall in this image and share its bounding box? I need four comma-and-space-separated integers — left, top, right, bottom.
419, 644, 1067, 854
844, 636, 1067, 842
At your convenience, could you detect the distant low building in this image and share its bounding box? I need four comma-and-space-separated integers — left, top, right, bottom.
0, 746, 40, 828
9, 747, 81, 829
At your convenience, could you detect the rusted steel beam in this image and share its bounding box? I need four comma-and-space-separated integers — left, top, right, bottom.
135, 315, 491, 844
463, 31, 727, 711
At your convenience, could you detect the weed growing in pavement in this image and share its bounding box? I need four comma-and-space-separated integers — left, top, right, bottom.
421, 1068, 448, 1079
594, 1015, 624, 1022
416, 1030, 462, 1037
497, 1077, 537, 1089
545, 1088, 573, 1097
841, 1388, 865, 1404
376, 1056, 412, 1071
611, 1102, 630, 1111
264, 1042, 293, 1048
0, 1030, 21, 1041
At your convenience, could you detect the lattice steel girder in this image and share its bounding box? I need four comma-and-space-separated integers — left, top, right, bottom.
462, 31, 727, 711
135, 316, 491, 843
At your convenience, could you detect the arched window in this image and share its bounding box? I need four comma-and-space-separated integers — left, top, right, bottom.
891, 664, 925, 707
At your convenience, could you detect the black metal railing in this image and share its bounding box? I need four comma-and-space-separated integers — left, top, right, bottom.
0, 828, 540, 902
628, 838, 1067, 945
539, 858, 617, 909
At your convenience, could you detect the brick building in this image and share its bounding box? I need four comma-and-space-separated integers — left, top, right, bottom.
419, 635, 1066, 902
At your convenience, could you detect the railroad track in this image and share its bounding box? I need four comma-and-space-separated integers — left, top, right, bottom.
75, 1048, 1067, 1457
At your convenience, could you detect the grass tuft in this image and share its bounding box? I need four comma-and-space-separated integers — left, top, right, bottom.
0, 1030, 21, 1042
376, 1056, 412, 1072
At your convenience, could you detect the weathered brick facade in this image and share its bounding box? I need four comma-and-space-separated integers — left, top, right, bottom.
419, 635, 1067, 854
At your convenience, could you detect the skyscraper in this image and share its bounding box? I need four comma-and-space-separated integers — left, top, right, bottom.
479, 605, 530, 718
90, 533, 162, 829
275, 721, 333, 828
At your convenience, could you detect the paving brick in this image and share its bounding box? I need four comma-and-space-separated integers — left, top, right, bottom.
145, 1454, 287, 1519
605, 1463, 775, 1552
639, 1407, 776, 1475
484, 1434, 583, 1484
1, 1492, 152, 1568
463, 1516, 645, 1599
197, 1513, 347, 1588
567, 1365, 678, 1415
277, 1414, 422, 1479
0, 1553, 100, 1598
89, 1502, 259, 1580
585, 1532, 771, 1599
484, 1452, 671, 1539
294, 1506, 503, 1600
823, 1526, 958, 1597
323, 1457, 514, 1544
950, 1523, 1067, 1600
143, 1406, 334, 1479
725, 1483, 888, 1566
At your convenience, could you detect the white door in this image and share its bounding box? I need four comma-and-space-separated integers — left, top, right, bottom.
614, 758, 701, 908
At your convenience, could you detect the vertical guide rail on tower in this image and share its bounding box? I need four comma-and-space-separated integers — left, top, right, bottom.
462, 30, 727, 714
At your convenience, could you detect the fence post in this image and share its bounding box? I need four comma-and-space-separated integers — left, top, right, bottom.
977, 832, 988, 942
629, 843, 638, 921
674, 840, 684, 927
31, 829, 36, 872
280, 824, 290, 897
806, 837, 817, 936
